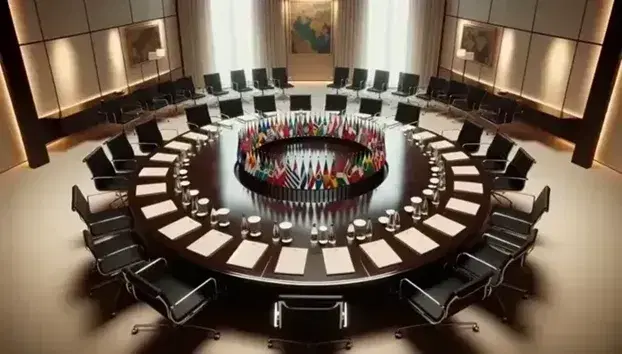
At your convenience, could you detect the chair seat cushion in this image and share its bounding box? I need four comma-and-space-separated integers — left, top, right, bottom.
391, 91, 410, 97
485, 227, 529, 250
95, 176, 130, 191
346, 85, 364, 90
190, 93, 206, 99
113, 159, 137, 172
281, 83, 294, 88
491, 206, 532, 235
234, 87, 253, 93
416, 93, 432, 101
154, 276, 209, 322
492, 176, 524, 191
212, 90, 229, 96
93, 232, 136, 257
367, 88, 386, 93
408, 275, 465, 321
90, 208, 132, 236
458, 243, 510, 285
327, 83, 345, 89
257, 85, 274, 90
98, 244, 143, 275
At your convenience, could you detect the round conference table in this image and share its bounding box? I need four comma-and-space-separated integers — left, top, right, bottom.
128, 113, 492, 290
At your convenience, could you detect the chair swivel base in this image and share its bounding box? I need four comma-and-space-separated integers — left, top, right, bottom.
88, 278, 125, 318
492, 283, 530, 323
267, 337, 352, 351
395, 321, 480, 339
131, 322, 220, 339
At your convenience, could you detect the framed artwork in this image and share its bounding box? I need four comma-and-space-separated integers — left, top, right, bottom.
125, 25, 162, 65
459, 25, 497, 66
290, 1, 332, 54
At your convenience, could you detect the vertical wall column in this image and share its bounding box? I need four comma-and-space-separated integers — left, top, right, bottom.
572, 0, 621, 168
0, 0, 49, 168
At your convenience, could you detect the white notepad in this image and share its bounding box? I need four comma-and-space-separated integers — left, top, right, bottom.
446, 198, 480, 216
187, 229, 233, 257
135, 183, 167, 196
274, 247, 308, 275
451, 165, 480, 176
141, 200, 177, 219
158, 216, 202, 240
442, 151, 470, 161
423, 214, 466, 237
429, 140, 455, 150
412, 131, 437, 141
395, 227, 440, 254
150, 153, 177, 163
322, 247, 356, 275
226, 240, 268, 269
165, 141, 192, 151
359, 239, 402, 268
453, 181, 483, 194
184, 132, 208, 141
139, 167, 169, 178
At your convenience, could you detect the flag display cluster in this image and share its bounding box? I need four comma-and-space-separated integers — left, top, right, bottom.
236, 112, 387, 190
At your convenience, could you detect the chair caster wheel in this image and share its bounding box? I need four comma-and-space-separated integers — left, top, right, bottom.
394, 331, 402, 339
501, 317, 508, 323
472, 325, 479, 332
131, 328, 138, 335
213, 332, 220, 340
267, 340, 273, 348
522, 293, 530, 300
346, 342, 353, 350
110, 312, 116, 318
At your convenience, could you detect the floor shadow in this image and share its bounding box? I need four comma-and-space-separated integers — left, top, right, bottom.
132, 319, 217, 354
403, 326, 480, 354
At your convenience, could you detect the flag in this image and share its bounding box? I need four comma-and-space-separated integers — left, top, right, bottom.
322, 160, 331, 189
363, 152, 374, 177
336, 172, 349, 186
285, 161, 301, 189
307, 160, 315, 190
273, 161, 287, 186
299, 161, 308, 189
314, 161, 323, 189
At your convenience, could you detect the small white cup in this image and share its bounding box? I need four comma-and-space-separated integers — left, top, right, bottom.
248, 215, 262, 237
218, 208, 230, 227
279, 221, 293, 244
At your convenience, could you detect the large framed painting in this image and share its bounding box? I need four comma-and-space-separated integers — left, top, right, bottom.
290, 1, 332, 54
125, 24, 162, 65
459, 24, 497, 66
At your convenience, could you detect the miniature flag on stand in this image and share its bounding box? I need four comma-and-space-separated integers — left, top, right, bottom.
285, 161, 301, 189
299, 160, 308, 189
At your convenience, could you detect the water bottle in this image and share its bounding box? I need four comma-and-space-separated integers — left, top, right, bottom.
346, 223, 355, 241
310, 223, 318, 243
432, 189, 441, 206
272, 222, 280, 242
421, 198, 429, 216
365, 218, 373, 239
240, 214, 249, 236
209, 208, 218, 226
328, 223, 336, 244
394, 212, 401, 230
318, 225, 328, 245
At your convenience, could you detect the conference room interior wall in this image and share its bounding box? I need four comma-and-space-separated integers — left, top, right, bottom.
441, 0, 613, 118
595, 61, 622, 173
0, 63, 27, 173
7, 0, 182, 119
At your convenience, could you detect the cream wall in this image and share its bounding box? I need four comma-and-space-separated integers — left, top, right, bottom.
8, 0, 183, 119
0, 65, 26, 172
440, 0, 613, 118
596, 62, 622, 173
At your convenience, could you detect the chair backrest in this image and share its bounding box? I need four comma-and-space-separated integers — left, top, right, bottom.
457, 120, 483, 150
448, 80, 469, 97
203, 73, 224, 93
252, 68, 269, 88
83, 146, 117, 178
158, 81, 175, 96
271, 67, 289, 86
135, 119, 164, 146
254, 95, 277, 114
398, 72, 420, 94
123, 267, 169, 318
185, 104, 211, 129
351, 68, 368, 88
71, 185, 91, 221
467, 86, 487, 109
290, 94, 312, 111
105, 133, 135, 161
82, 230, 97, 254
506, 148, 535, 179
359, 97, 382, 116
332, 67, 349, 86
486, 133, 514, 160
177, 76, 196, 94
395, 102, 421, 125
499, 97, 519, 123
452, 270, 493, 299
530, 185, 550, 223
276, 295, 347, 340
219, 98, 244, 118
100, 98, 122, 122
372, 70, 390, 90
428, 76, 448, 95
325, 94, 348, 112
231, 69, 248, 90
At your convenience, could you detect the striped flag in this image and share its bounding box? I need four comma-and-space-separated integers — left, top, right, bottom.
285, 161, 301, 189
299, 161, 308, 189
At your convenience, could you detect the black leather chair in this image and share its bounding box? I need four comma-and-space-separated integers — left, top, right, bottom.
395, 265, 493, 337
185, 104, 212, 131
437, 80, 469, 113
415, 76, 448, 109
99, 96, 144, 125
442, 120, 484, 154
367, 70, 390, 100
105, 133, 138, 171
254, 94, 278, 117
123, 258, 220, 339
465, 132, 515, 171
359, 97, 382, 117
391, 72, 420, 102
478, 95, 520, 126
393, 102, 421, 126
177, 76, 206, 103
268, 295, 352, 350
72, 185, 133, 237
83, 147, 131, 193
327, 67, 349, 93
135, 119, 164, 153
290, 94, 312, 111
133, 85, 169, 114
491, 185, 550, 236
271, 67, 294, 99
324, 94, 348, 113
203, 73, 229, 101
158, 80, 188, 106
489, 148, 536, 194
83, 229, 145, 316
345, 68, 368, 101
231, 69, 254, 100
450, 85, 487, 114
219, 98, 245, 119
252, 68, 275, 95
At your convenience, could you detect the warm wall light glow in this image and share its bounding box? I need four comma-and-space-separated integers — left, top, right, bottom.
495, 29, 516, 93
0, 64, 27, 169
105, 29, 128, 93
541, 38, 574, 109
595, 61, 622, 172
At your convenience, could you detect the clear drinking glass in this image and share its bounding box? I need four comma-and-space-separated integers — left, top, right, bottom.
411, 196, 422, 220
174, 177, 183, 194
173, 162, 181, 178
310, 223, 319, 244
385, 210, 396, 233
365, 218, 373, 240
240, 214, 249, 236
346, 223, 355, 241
272, 222, 280, 242
279, 222, 293, 244
328, 223, 336, 244
196, 198, 209, 217
189, 189, 199, 214
182, 158, 191, 167
394, 211, 401, 230
179, 169, 188, 180
432, 188, 441, 206
414, 134, 423, 147
438, 175, 446, 191
209, 208, 218, 226
430, 166, 440, 178
181, 188, 192, 207
353, 219, 366, 241
318, 225, 328, 245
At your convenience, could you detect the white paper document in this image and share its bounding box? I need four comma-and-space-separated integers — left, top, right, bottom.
139, 167, 169, 178
400, 124, 416, 132
187, 229, 233, 257
150, 153, 177, 163
141, 200, 177, 219
226, 240, 268, 269
135, 183, 167, 196
359, 239, 402, 268
184, 132, 208, 141
158, 216, 202, 240
165, 141, 192, 151
423, 214, 466, 237
442, 151, 470, 161
451, 165, 480, 176
453, 181, 483, 194
412, 131, 437, 141
274, 247, 308, 275
323, 247, 356, 275
446, 198, 480, 216
429, 140, 455, 150
395, 227, 440, 254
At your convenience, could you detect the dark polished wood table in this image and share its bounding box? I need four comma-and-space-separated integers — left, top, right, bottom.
128, 117, 492, 289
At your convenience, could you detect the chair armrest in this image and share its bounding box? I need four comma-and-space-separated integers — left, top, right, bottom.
173, 278, 218, 307
112, 158, 137, 163
457, 252, 499, 271
483, 232, 521, 250
399, 278, 440, 306
253, 80, 259, 88
232, 82, 239, 91
187, 122, 201, 129
462, 142, 491, 148
135, 257, 167, 274
130, 142, 159, 148
90, 214, 130, 226
205, 85, 215, 95
494, 176, 528, 182
449, 93, 468, 99
501, 191, 536, 204
92, 175, 129, 182
98, 244, 140, 262
482, 158, 509, 164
